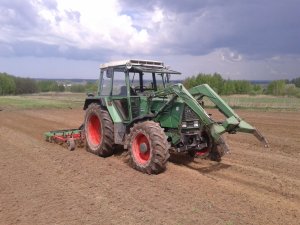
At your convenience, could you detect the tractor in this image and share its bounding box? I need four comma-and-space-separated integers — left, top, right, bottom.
45, 59, 269, 174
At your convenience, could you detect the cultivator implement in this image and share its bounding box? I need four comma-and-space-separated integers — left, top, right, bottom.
44, 126, 84, 151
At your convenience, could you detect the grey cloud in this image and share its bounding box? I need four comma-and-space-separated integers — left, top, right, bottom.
0, 0, 46, 30
41, 0, 58, 10
65, 10, 81, 23
220, 1, 300, 57
120, 0, 300, 59
0, 40, 113, 62
0, 41, 62, 58
0, 0, 82, 59
0, 43, 14, 56
120, 0, 212, 13
1, 0, 300, 71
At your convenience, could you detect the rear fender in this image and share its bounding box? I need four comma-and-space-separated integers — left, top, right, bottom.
83, 97, 106, 110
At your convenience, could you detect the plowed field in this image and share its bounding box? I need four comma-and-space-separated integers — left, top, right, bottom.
0, 109, 299, 225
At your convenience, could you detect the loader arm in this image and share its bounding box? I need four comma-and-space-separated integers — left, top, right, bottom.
154, 84, 213, 125
154, 84, 269, 147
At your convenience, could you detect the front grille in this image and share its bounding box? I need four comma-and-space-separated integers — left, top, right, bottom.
182, 106, 199, 121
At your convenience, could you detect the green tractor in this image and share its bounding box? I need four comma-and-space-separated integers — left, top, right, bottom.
82, 59, 268, 174
45, 59, 268, 174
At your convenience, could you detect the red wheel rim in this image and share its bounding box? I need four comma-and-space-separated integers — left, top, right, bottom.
195, 148, 209, 156
195, 131, 210, 156
132, 133, 151, 165
88, 114, 102, 146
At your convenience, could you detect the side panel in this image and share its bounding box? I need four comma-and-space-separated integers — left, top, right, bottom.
150, 98, 166, 113
139, 96, 149, 116
151, 99, 184, 128
104, 98, 123, 123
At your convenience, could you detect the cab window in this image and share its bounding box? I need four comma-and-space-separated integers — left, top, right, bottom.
112, 71, 127, 96
99, 70, 112, 96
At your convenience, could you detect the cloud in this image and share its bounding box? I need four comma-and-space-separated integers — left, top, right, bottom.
2, 0, 300, 59
0, 0, 43, 30
122, 0, 300, 58
0, 0, 300, 79
0, 0, 152, 59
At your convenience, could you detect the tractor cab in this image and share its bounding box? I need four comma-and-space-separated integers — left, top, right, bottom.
93, 59, 181, 121
98, 59, 180, 94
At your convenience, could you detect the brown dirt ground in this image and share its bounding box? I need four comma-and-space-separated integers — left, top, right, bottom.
0, 108, 299, 225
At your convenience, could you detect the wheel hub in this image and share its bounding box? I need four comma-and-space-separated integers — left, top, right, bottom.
139, 143, 148, 153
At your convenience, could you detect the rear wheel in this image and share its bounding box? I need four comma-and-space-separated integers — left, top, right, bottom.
127, 121, 170, 174
84, 103, 114, 157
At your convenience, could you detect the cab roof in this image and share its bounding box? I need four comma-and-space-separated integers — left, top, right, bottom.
100, 59, 181, 75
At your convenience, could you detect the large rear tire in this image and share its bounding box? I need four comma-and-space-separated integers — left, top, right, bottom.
126, 121, 170, 174
84, 103, 114, 157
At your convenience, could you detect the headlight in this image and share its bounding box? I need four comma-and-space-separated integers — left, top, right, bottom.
194, 121, 199, 127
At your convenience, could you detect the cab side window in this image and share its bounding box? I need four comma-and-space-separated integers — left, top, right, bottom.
112, 71, 127, 96
100, 70, 112, 96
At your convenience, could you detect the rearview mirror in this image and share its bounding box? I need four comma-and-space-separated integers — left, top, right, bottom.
106, 68, 113, 78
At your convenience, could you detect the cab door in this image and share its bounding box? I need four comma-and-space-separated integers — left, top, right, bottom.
111, 70, 130, 121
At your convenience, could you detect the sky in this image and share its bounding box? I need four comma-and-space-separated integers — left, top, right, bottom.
0, 0, 300, 80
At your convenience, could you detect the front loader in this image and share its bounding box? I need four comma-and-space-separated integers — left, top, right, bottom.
45, 59, 269, 174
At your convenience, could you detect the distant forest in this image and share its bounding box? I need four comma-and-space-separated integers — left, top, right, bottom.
183, 73, 300, 97
0, 72, 97, 95
1, 72, 300, 97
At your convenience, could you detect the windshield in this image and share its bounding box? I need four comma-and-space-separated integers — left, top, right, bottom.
129, 72, 160, 94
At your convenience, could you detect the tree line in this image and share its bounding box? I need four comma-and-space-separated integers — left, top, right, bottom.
0, 72, 97, 95
183, 73, 300, 97
1, 71, 300, 97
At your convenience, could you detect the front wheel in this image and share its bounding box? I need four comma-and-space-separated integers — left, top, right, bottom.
126, 121, 170, 174
84, 103, 114, 157
189, 133, 228, 162
208, 136, 228, 162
